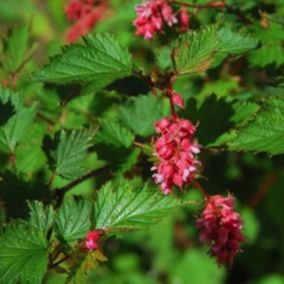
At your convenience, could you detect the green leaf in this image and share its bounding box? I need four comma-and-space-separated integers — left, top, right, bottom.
119, 95, 162, 137
94, 119, 134, 148
55, 197, 92, 243
172, 25, 257, 75
213, 26, 258, 65
249, 44, 284, 68
32, 33, 132, 95
0, 103, 37, 153
172, 26, 219, 75
229, 98, 284, 155
0, 223, 48, 284
94, 179, 181, 231
4, 25, 30, 72
48, 130, 93, 180
28, 201, 54, 236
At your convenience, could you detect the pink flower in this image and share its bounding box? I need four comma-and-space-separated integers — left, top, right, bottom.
152, 116, 200, 194
169, 90, 185, 109
179, 8, 190, 32
85, 230, 100, 251
65, 0, 109, 43
196, 195, 245, 265
133, 0, 178, 40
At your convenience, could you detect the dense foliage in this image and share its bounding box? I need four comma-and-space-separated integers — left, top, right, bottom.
0, 0, 284, 283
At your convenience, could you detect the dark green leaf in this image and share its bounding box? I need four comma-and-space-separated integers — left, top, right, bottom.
28, 201, 54, 235
55, 197, 92, 243
0, 223, 48, 284
32, 33, 132, 95
120, 95, 162, 137
94, 179, 181, 231
94, 119, 134, 148
229, 98, 284, 155
47, 130, 93, 180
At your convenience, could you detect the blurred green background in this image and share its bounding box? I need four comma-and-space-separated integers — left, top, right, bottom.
0, 0, 284, 283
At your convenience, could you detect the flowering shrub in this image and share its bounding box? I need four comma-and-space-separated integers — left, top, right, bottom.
0, 0, 283, 283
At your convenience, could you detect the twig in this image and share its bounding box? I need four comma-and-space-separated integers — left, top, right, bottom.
53, 165, 110, 205
248, 172, 277, 208
171, 1, 253, 25
171, 0, 225, 9
192, 180, 210, 199
49, 254, 71, 270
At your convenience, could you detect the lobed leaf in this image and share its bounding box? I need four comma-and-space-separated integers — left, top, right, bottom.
229, 98, 284, 155
94, 179, 182, 231
47, 129, 93, 180
94, 119, 134, 148
55, 197, 92, 243
28, 201, 54, 236
119, 95, 163, 137
32, 33, 132, 95
0, 223, 48, 284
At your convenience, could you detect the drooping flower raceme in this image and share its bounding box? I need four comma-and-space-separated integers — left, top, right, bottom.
134, 0, 189, 40
196, 195, 245, 265
65, 0, 109, 43
85, 230, 100, 251
152, 116, 200, 194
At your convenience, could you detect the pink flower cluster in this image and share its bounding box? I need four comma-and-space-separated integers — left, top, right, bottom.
65, 0, 109, 43
152, 116, 200, 194
196, 195, 245, 265
134, 0, 189, 40
85, 230, 100, 251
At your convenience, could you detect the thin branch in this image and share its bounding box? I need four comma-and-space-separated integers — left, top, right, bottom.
49, 254, 71, 270
171, 1, 253, 25
248, 172, 277, 208
171, 0, 225, 9
54, 165, 110, 204
192, 180, 210, 199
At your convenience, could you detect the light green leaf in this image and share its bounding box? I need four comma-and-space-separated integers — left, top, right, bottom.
0, 223, 48, 284
173, 26, 219, 75
213, 26, 258, 65
50, 130, 93, 180
94, 119, 134, 148
120, 95, 162, 137
0, 103, 37, 153
32, 33, 132, 95
172, 25, 257, 75
4, 25, 30, 72
28, 201, 54, 236
94, 179, 181, 231
55, 197, 92, 243
229, 98, 284, 155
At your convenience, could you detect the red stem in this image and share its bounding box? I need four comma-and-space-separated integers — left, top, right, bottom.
193, 180, 210, 200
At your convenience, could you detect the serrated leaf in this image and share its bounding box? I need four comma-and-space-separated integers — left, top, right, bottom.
173, 26, 219, 75
119, 95, 162, 137
213, 26, 258, 66
32, 33, 132, 95
0, 223, 48, 284
94, 119, 134, 148
94, 179, 181, 231
55, 197, 92, 243
48, 130, 93, 180
229, 98, 284, 155
172, 25, 257, 75
0, 103, 37, 153
28, 201, 54, 236
249, 44, 284, 68
181, 96, 260, 147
